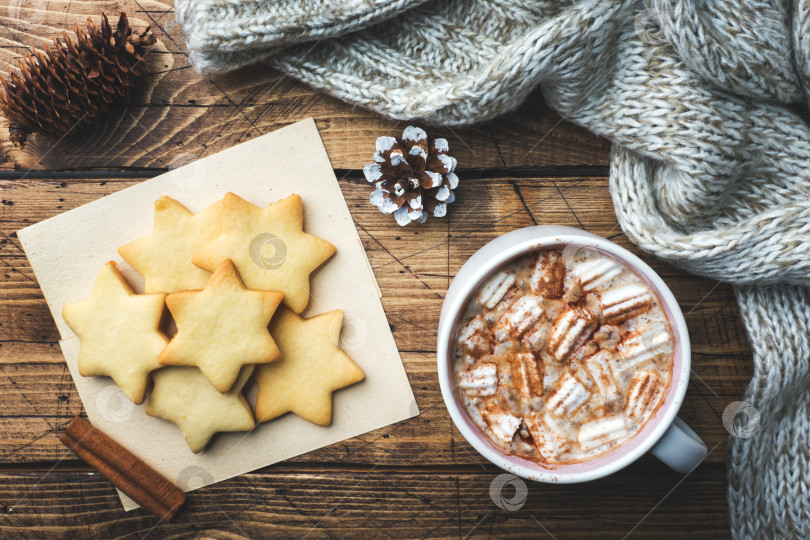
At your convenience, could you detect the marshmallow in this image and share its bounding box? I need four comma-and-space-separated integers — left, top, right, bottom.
508, 352, 543, 399
458, 363, 498, 396
626, 371, 666, 421
481, 404, 521, 444
567, 339, 598, 364
458, 316, 492, 356
494, 295, 544, 342
488, 285, 520, 320
525, 413, 570, 461
578, 416, 629, 452
521, 321, 548, 351
478, 272, 516, 309
615, 323, 672, 371
583, 350, 619, 399
575, 257, 623, 292
546, 373, 591, 417
548, 305, 597, 361
529, 251, 565, 299
600, 283, 655, 324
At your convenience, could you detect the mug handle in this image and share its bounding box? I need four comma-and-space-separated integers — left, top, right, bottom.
649, 417, 707, 473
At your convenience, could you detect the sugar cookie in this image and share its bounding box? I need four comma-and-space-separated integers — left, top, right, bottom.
62, 261, 168, 404
159, 259, 283, 392
146, 365, 255, 453
192, 193, 335, 313
118, 197, 221, 294
254, 306, 365, 426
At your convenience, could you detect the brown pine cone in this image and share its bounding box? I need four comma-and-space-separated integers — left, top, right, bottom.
364, 126, 459, 226
0, 13, 155, 148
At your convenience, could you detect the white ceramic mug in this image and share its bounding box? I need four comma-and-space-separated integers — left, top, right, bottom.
437, 225, 707, 483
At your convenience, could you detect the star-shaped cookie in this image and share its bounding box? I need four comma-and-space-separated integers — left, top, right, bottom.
192, 193, 335, 313
62, 261, 168, 404
159, 259, 283, 392
146, 365, 255, 453
118, 196, 222, 294
254, 306, 365, 426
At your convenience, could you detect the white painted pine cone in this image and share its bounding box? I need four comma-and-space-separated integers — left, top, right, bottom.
364, 126, 458, 226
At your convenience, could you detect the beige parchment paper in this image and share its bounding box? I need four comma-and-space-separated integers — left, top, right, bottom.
17, 118, 418, 510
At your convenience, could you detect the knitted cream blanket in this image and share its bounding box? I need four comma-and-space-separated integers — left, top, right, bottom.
176, 1, 810, 537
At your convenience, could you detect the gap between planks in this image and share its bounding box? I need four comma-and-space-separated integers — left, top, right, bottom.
0, 166, 610, 181
0, 460, 725, 475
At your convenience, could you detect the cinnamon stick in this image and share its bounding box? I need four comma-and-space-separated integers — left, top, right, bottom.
60, 415, 186, 521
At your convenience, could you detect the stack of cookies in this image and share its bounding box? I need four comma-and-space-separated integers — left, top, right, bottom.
62, 193, 365, 453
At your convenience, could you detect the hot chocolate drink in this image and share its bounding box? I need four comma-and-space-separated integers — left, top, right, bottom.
452, 245, 674, 465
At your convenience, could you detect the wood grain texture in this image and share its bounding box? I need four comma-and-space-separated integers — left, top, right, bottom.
0, 176, 750, 470
0, 3, 745, 538
0, 180, 745, 537
0, 1, 610, 171
60, 416, 187, 521
0, 464, 730, 539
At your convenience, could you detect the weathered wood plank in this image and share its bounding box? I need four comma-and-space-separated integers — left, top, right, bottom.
0, 7, 737, 537
0, 2, 611, 171
0, 465, 730, 539
0, 175, 751, 467
0, 360, 748, 466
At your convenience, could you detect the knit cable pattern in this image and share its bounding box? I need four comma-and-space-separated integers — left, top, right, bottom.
176, 0, 429, 75
175, 0, 810, 536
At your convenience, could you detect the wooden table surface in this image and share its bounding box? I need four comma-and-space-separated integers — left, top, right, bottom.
0, 3, 747, 539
